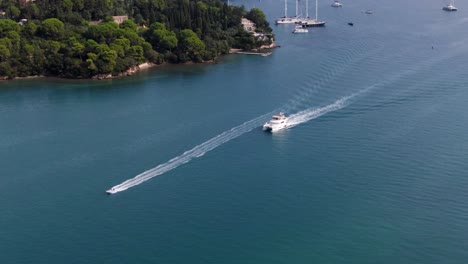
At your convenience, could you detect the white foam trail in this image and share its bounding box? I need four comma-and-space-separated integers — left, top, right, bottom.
285, 87, 371, 129
287, 97, 349, 128
107, 93, 357, 193
108, 111, 276, 193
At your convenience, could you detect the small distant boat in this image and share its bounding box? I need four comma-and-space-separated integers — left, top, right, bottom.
348, 22, 354, 26
331, 1, 342, 7
293, 25, 309, 33
365, 9, 373, 14
443, 2, 457, 11
263, 112, 290, 132
106, 188, 118, 194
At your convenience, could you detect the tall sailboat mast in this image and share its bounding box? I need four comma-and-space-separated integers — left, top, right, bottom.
315, 0, 318, 20
301, 0, 325, 27
284, 0, 288, 17
296, 0, 299, 17
306, 0, 309, 18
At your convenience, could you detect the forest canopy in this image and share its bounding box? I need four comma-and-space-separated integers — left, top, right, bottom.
0, 0, 273, 79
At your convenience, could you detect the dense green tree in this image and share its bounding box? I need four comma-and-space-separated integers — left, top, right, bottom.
120, 19, 137, 31
0, 19, 20, 37
245, 8, 270, 33
40, 18, 66, 40
61, 0, 73, 14
0, 45, 11, 61
149, 23, 178, 52
6, 5, 20, 19
0, 0, 273, 79
178, 29, 205, 62
23, 3, 41, 19
0, 61, 13, 78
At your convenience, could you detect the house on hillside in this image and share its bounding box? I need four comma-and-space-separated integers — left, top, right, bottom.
112, 16, 128, 24
241, 18, 256, 32
89, 16, 129, 26
19, 0, 34, 6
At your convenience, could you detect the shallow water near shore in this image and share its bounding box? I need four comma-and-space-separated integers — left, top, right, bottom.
2, 0, 468, 263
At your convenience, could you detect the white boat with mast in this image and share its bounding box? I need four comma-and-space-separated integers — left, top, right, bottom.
443, 1, 458, 11
298, 0, 326, 27
276, 0, 300, 24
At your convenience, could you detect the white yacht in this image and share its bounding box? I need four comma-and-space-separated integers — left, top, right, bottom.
106, 187, 118, 194
293, 25, 309, 33
276, 0, 300, 24
300, 0, 326, 27
443, 2, 457, 11
331, 1, 342, 7
263, 113, 290, 132
276, 17, 296, 24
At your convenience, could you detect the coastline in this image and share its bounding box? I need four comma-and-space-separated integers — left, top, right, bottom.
2, 42, 279, 81
0, 62, 159, 82
92, 62, 158, 80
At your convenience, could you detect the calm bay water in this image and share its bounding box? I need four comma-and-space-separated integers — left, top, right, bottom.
2, 0, 468, 263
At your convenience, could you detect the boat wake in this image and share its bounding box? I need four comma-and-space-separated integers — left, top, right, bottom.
107, 111, 276, 194
106, 93, 358, 194
286, 86, 372, 129
287, 97, 349, 128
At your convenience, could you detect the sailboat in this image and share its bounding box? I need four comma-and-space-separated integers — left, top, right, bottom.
275, 0, 300, 24
300, 0, 326, 27
443, 0, 458, 11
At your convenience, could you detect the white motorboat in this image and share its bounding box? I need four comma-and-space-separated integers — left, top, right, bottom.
106, 187, 118, 194
443, 2, 457, 11
293, 25, 309, 33
331, 1, 342, 7
263, 113, 290, 132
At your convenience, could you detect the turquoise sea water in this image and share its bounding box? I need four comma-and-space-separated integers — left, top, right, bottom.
2, 0, 468, 263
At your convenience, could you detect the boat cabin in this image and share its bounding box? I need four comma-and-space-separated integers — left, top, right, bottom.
272, 113, 286, 120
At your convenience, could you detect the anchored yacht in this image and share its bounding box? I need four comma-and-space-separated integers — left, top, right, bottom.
276, 0, 300, 24
443, 2, 457, 11
299, 0, 326, 27
263, 113, 290, 132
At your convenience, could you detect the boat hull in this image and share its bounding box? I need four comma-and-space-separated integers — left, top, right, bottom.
292, 26, 309, 33
276, 20, 297, 24
293, 30, 308, 34
302, 21, 326, 27
106, 188, 118, 194
443, 7, 457, 11
263, 123, 289, 133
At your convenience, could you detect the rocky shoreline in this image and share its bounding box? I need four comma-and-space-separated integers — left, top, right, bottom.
2, 43, 279, 81
92, 62, 156, 80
